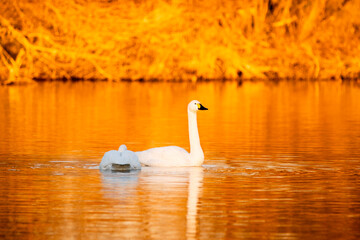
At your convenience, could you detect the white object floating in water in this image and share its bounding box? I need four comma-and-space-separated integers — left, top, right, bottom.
136, 100, 208, 167
100, 144, 141, 171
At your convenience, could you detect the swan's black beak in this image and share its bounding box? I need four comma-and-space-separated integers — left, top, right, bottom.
198, 104, 208, 110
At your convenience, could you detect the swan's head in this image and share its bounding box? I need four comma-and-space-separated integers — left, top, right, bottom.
188, 100, 208, 113
118, 144, 127, 152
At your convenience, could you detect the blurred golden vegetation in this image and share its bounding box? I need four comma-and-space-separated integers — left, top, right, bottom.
0, 0, 360, 83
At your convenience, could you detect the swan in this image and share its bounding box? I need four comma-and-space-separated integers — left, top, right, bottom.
100, 144, 141, 171
136, 100, 208, 167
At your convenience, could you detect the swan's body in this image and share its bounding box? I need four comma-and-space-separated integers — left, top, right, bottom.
136, 146, 190, 167
100, 144, 141, 171
136, 100, 208, 167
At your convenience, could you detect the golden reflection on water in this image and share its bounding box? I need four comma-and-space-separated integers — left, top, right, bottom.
0, 81, 360, 239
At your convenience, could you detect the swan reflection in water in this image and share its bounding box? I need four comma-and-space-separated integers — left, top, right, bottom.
100, 167, 204, 240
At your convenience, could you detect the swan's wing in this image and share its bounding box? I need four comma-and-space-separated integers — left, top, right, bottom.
136, 146, 190, 167
122, 151, 141, 169
100, 150, 120, 170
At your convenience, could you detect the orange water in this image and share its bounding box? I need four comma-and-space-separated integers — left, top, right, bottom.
0, 81, 360, 239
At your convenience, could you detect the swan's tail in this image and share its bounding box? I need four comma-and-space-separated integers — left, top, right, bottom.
111, 163, 131, 172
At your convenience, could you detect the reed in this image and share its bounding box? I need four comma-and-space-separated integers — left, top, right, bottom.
0, 0, 359, 83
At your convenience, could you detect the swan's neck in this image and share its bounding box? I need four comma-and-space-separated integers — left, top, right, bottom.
188, 110, 204, 166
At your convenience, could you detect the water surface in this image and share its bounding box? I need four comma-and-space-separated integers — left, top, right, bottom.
0, 81, 359, 239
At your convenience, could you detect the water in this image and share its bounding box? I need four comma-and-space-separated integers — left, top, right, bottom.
0, 81, 359, 239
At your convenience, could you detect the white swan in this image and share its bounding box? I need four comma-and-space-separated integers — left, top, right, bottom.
136, 100, 208, 167
100, 144, 141, 171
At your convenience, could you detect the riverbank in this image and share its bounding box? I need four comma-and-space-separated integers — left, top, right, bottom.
1, 0, 360, 83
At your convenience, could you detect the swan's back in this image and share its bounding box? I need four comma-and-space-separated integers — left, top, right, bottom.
100, 145, 141, 171
136, 146, 191, 167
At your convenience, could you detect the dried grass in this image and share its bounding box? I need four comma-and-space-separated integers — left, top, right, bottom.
1, 0, 360, 83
